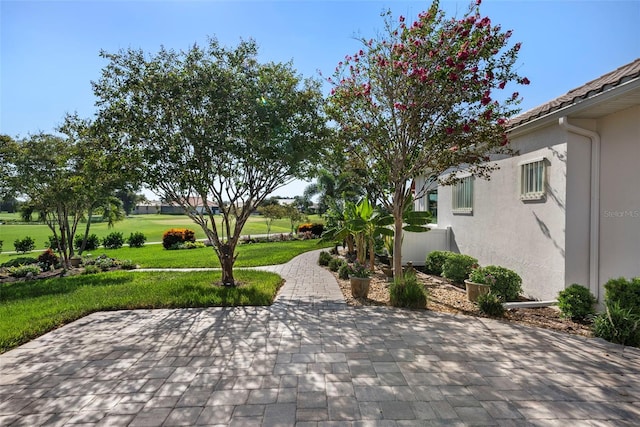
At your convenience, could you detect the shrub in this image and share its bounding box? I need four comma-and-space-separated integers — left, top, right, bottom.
74, 234, 101, 251
102, 232, 124, 249
604, 277, 640, 314
9, 264, 41, 278
328, 257, 345, 272
593, 302, 640, 347
469, 265, 522, 301
557, 284, 596, 321
172, 241, 205, 250
90, 254, 116, 271
310, 223, 324, 236
120, 259, 137, 270
47, 235, 60, 249
425, 250, 453, 276
1, 257, 38, 268
476, 293, 505, 317
14, 236, 36, 254
162, 228, 196, 249
338, 263, 352, 280
390, 270, 427, 308
83, 265, 101, 275
442, 253, 478, 285
318, 251, 332, 266
127, 232, 147, 248
37, 248, 60, 271
298, 223, 313, 233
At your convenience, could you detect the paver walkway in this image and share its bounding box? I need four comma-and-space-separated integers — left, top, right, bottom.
1, 250, 639, 426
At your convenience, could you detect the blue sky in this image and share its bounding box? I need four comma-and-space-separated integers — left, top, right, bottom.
1, 0, 639, 197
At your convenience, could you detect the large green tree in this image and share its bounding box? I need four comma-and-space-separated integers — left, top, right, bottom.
93, 39, 328, 285
327, 0, 529, 281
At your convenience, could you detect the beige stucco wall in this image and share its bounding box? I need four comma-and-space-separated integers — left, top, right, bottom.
598, 105, 640, 298
435, 125, 568, 301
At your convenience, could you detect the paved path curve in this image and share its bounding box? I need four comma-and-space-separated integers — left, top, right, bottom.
1, 249, 639, 426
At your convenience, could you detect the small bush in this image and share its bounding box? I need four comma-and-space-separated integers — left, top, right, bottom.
120, 259, 137, 270
338, 263, 352, 280
476, 293, 505, 317
102, 232, 124, 249
557, 284, 596, 321
469, 265, 522, 301
47, 235, 60, 250
9, 264, 41, 278
74, 234, 101, 251
83, 265, 101, 275
1, 257, 38, 268
298, 222, 324, 237
14, 236, 36, 254
425, 250, 453, 276
442, 253, 478, 285
162, 228, 196, 249
328, 257, 345, 272
90, 254, 116, 271
604, 277, 640, 314
593, 302, 640, 347
310, 223, 324, 236
170, 241, 205, 250
390, 270, 427, 309
127, 232, 147, 248
318, 251, 332, 266
37, 248, 60, 271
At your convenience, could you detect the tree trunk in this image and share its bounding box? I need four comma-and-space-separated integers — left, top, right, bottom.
218, 243, 236, 286
392, 187, 405, 284
78, 207, 94, 255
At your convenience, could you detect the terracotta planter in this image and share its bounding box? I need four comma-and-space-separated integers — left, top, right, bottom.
465, 279, 490, 302
350, 276, 371, 298
69, 257, 82, 268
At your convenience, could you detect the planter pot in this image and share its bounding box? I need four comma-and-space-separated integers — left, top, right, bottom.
465, 280, 490, 302
350, 276, 371, 298
381, 267, 394, 282
69, 257, 82, 268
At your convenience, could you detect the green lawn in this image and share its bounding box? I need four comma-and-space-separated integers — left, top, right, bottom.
0, 213, 322, 254
0, 270, 283, 353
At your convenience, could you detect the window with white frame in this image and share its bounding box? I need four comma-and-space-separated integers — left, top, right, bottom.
452, 176, 473, 213
519, 158, 546, 200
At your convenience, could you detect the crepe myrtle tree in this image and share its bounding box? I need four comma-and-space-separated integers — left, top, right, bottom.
93, 38, 328, 285
327, 0, 529, 282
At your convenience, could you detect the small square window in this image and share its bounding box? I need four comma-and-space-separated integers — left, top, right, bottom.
519, 158, 546, 200
452, 176, 473, 213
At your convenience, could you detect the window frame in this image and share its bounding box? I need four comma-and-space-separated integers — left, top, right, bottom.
519, 157, 547, 201
452, 175, 474, 214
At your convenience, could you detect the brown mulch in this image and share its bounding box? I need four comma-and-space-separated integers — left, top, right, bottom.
330, 261, 593, 338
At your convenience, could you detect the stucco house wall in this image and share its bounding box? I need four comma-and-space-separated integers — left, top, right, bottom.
436, 126, 568, 300
597, 105, 640, 298
408, 59, 640, 303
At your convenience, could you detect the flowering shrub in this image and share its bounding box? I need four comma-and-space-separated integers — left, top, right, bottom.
9, 264, 41, 278
162, 228, 196, 250
37, 248, 60, 271
297, 223, 324, 237
470, 265, 522, 301
350, 261, 370, 278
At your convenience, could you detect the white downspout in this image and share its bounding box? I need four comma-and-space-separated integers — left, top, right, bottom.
559, 117, 600, 301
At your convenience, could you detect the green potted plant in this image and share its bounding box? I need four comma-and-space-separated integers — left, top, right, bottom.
466, 268, 493, 302
349, 261, 371, 298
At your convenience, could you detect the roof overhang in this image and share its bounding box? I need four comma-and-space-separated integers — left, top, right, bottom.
508, 76, 640, 138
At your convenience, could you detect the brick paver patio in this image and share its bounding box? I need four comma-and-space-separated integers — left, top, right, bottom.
1, 250, 639, 426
